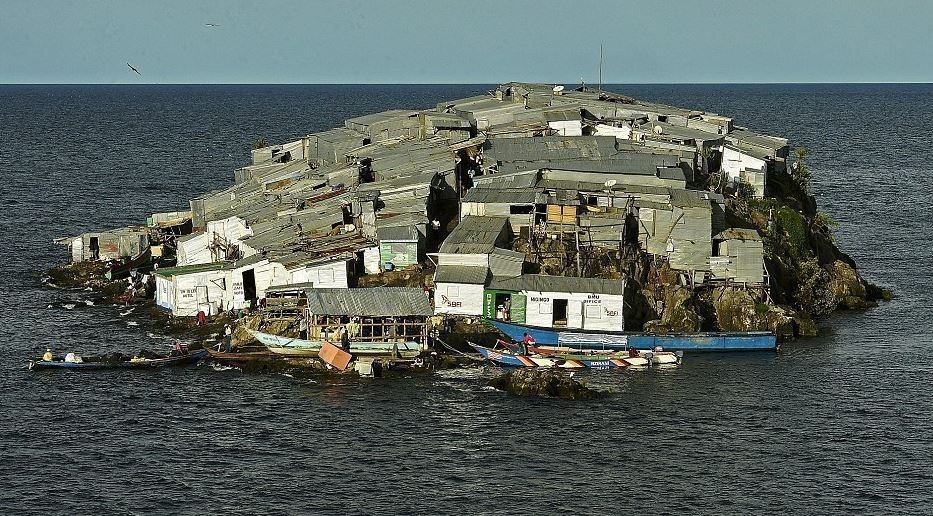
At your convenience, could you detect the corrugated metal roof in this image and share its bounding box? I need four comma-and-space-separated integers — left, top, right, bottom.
658, 166, 687, 181
434, 265, 490, 285
154, 261, 227, 278
462, 188, 540, 204
377, 225, 420, 242
345, 109, 419, 127
304, 287, 433, 316
635, 122, 724, 142
439, 215, 510, 254
670, 189, 714, 209
488, 274, 625, 295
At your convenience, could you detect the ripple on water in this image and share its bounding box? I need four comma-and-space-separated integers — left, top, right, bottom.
2, 84, 933, 514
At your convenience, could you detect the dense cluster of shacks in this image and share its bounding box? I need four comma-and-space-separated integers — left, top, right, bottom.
58, 82, 790, 340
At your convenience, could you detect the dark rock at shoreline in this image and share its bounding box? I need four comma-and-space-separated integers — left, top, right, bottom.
488, 369, 601, 400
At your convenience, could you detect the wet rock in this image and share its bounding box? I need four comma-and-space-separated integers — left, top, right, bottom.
643, 286, 703, 333
792, 314, 819, 337
828, 260, 875, 310
488, 369, 601, 400
711, 287, 795, 337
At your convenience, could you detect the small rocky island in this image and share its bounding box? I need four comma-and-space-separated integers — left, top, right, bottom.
48, 81, 887, 357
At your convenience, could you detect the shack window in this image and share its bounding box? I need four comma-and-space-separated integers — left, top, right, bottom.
539, 302, 552, 314
319, 269, 334, 283
509, 205, 534, 214
447, 286, 460, 298
585, 304, 602, 319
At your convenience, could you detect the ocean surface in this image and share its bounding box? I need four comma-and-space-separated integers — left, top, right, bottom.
1, 84, 931, 515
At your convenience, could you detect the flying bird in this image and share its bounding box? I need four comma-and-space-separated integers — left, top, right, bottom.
127, 62, 141, 75
205, 23, 220, 27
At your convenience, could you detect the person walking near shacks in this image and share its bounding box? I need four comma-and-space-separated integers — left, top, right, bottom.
340, 325, 351, 353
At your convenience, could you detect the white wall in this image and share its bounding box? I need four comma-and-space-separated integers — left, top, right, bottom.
548, 120, 583, 136
593, 123, 632, 140
169, 269, 230, 316
521, 290, 624, 331
722, 146, 767, 197
155, 275, 174, 311
176, 233, 212, 266
70, 237, 83, 262
206, 216, 254, 260
363, 247, 381, 274
288, 259, 350, 289
434, 282, 484, 316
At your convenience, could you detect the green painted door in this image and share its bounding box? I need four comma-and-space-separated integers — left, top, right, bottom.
510, 294, 526, 323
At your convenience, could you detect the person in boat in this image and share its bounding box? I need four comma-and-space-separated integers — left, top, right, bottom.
521, 332, 536, 355
43, 348, 53, 361
171, 341, 188, 356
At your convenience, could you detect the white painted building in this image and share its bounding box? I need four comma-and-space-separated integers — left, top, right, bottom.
155, 262, 231, 316
176, 216, 255, 266
155, 254, 354, 317
433, 265, 489, 316
432, 216, 517, 316
485, 275, 625, 331
721, 145, 768, 198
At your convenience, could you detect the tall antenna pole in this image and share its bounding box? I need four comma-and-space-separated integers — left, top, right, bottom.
598, 44, 603, 94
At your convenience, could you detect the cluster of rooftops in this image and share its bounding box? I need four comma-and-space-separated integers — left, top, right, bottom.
58, 82, 791, 327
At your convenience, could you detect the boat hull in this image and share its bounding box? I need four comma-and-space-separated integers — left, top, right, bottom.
29, 349, 208, 370
252, 330, 421, 358
486, 319, 776, 352
469, 342, 648, 369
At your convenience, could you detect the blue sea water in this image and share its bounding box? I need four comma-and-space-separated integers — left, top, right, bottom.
1, 84, 932, 514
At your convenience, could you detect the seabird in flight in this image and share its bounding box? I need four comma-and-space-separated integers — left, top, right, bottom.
127, 62, 141, 75
205, 23, 220, 27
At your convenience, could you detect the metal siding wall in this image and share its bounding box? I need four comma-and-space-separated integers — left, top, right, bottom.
433, 282, 484, 315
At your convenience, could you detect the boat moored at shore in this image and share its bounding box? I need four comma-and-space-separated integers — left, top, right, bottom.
487, 319, 777, 352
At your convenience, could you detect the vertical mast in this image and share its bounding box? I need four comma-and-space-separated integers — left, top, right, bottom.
598, 44, 603, 94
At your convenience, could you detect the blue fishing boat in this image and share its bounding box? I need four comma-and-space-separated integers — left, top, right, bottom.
486, 319, 777, 352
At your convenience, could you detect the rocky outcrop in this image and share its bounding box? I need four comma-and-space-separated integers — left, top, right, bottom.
488, 369, 601, 400
642, 286, 703, 333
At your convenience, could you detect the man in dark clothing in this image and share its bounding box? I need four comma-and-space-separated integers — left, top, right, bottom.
340, 327, 351, 353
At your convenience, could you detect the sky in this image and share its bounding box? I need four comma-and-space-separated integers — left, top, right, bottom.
1, 0, 931, 84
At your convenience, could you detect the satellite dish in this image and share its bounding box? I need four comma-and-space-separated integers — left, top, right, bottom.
552, 85, 565, 93
604, 179, 617, 188
653, 125, 664, 135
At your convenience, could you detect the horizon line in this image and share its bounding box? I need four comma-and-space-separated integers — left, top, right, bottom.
3, 81, 933, 86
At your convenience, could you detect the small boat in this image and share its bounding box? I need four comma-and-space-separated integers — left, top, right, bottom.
104, 247, 153, 280
29, 349, 208, 370
487, 319, 777, 352
499, 339, 657, 367
468, 342, 551, 367
469, 342, 656, 369
251, 330, 421, 358
206, 348, 273, 363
